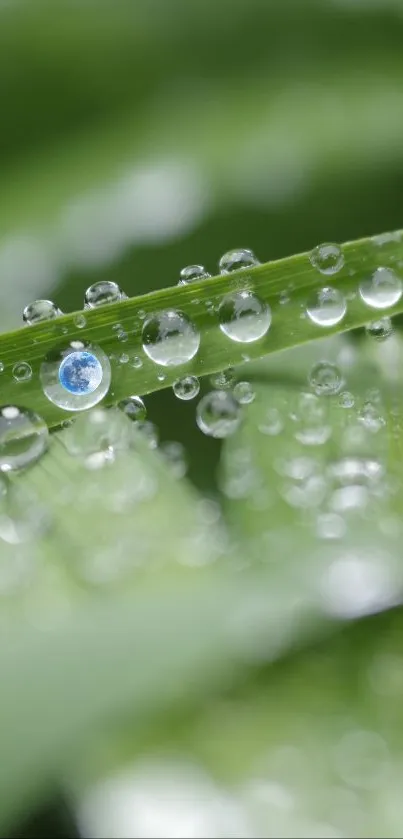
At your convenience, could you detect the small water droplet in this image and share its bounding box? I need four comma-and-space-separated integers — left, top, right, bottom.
310, 243, 344, 275
178, 265, 211, 285
366, 316, 393, 340
358, 401, 386, 433
173, 375, 200, 401
309, 361, 343, 396
218, 290, 271, 343
134, 419, 159, 449
23, 299, 62, 325
359, 267, 402, 309
73, 313, 86, 329
339, 391, 355, 409
160, 441, 188, 478
306, 286, 347, 327
117, 330, 128, 343
84, 280, 125, 308
0, 406, 48, 471
196, 390, 241, 438
130, 356, 143, 369
118, 395, 147, 423
233, 380, 255, 404
63, 407, 130, 458
137, 309, 146, 320
0, 363, 4, 373
219, 248, 259, 274
210, 368, 236, 390
142, 310, 200, 367
119, 353, 129, 364
40, 341, 111, 411
12, 362, 32, 382
157, 373, 165, 382
294, 392, 331, 445
258, 407, 283, 436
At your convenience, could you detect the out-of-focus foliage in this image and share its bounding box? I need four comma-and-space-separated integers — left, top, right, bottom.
4, 1, 403, 837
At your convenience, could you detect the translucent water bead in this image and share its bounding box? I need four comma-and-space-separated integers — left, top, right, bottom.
309, 243, 344, 275
306, 286, 347, 327
118, 396, 147, 422
84, 280, 126, 308
0, 406, 49, 471
178, 265, 211, 285
308, 362, 343, 396
218, 291, 271, 343
40, 340, 111, 411
23, 299, 63, 325
142, 310, 200, 366
196, 390, 241, 438
173, 376, 200, 400
219, 248, 259, 274
366, 317, 393, 341
359, 267, 402, 310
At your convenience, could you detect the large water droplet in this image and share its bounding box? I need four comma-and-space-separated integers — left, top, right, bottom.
309, 361, 343, 396
218, 291, 271, 343
142, 310, 200, 367
196, 390, 241, 438
366, 317, 393, 341
219, 248, 259, 274
173, 375, 200, 401
84, 280, 126, 308
40, 340, 111, 411
12, 362, 32, 383
310, 243, 344, 275
306, 286, 347, 327
0, 406, 48, 471
23, 299, 62, 325
118, 396, 147, 423
359, 267, 402, 309
178, 265, 211, 285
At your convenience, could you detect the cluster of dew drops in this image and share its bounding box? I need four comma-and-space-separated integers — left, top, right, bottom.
0, 241, 401, 480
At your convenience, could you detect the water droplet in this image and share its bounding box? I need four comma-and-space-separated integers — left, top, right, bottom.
173, 375, 200, 401
258, 407, 284, 436
0, 363, 4, 373
306, 286, 347, 327
157, 373, 165, 382
134, 419, 159, 449
358, 401, 386, 433
308, 361, 343, 396
310, 243, 344, 275
74, 313, 86, 329
359, 267, 402, 309
218, 291, 271, 343
40, 340, 111, 411
0, 406, 48, 471
178, 265, 211, 285
130, 356, 143, 369
339, 391, 355, 409
293, 392, 331, 445
118, 396, 147, 423
196, 390, 241, 438
84, 280, 125, 308
12, 362, 32, 382
63, 407, 130, 458
233, 381, 255, 404
117, 330, 128, 343
23, 299, 63, 325
365, 316, 393, 341
142, 310, 200, 367
160, 441, 188, 478
119, 353, 129, 364
210, 368, 236, 390
219, 248, 259, 274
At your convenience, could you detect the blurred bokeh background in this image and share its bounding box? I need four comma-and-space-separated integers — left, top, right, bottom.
4, 0, 403, 835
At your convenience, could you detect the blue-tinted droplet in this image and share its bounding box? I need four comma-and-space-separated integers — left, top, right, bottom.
58, 351, 103, 395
